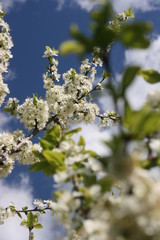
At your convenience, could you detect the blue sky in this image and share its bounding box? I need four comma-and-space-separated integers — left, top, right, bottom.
1, 0, 160, 239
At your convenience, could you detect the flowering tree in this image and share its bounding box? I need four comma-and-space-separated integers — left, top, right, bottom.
1, 1, 160, 240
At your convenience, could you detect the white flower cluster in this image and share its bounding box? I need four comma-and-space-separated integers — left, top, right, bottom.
0, 3, 13, 106
0, 129, 42, 176
43, 46, 58, 58
44, 50, 104, 127
92, 47, 103, 67
5, 97, 19, 109
0, 131, 19, 177
0, 202, 16, 224
16, 141, 42, 165
17, 97, 49, 130
149, 138, 160, 154
80, 168, 160, 240
147, 89, 160, 110
0, 74, 9, 106
99, 110, 119, 127
108, 9, 130, 33
43, 46, 60, 81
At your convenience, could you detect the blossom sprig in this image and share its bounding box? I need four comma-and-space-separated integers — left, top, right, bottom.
0, 44, 114, 176
43, 46, 60, 82
0, 3, 13, 106
97, 110, 120, 127
17, 95, 49, 130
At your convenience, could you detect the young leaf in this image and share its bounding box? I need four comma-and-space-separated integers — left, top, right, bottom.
64, 127, 81, 137
124, 7, 134, 18
27, 212, 35, 227
34, 224, 43, 229
138, 69, 160, 83
60, 40, 85, 55
20, 220, 27, 226
78, 136, 86, 149
42, 150, 66, 172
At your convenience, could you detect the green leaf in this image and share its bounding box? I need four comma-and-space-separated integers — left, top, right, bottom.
42, 150, 66, 172
27, 212, 36, 227
20, 220, 27, 226
16, 211, 22, 218
40, 139, 53, 150
60, 40, 85, 55
101, 70, 111, 79
46, 46, 50, 51
64, 127, 81, 137
98, 176, 114, 192
33, 151, 46, 161
30, 161, 55, 176
22, 206, 28, 211
47, 125, 61, 140
34, 224, 43, 229
124, 7, 134, 18
83, 174, 97, 187
43, 125, 62, 147
33, 93, 38, 106
123, 102, 160, 139
121, 66, 140, 95
78, 136, 86, 149
83, 150, 98, 157
120, 22, 152, 48
138, 69, 160, 83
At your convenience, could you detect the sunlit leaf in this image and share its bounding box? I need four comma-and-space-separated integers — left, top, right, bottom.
138, 69, 160, 83
60, 40, 85, 55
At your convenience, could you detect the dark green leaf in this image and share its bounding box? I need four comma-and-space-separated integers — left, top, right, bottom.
30, 161, 55, 176
16, 211, 22, 218
124, 102, 160, 139
121, 66, 140, 95
83, 174, 97, 187
98, 176, 114, 192
120, 22, 152, 48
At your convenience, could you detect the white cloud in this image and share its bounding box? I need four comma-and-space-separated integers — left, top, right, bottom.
57, 0, 99, 11
4, 69, 16, 82
1, 0, 27, 12
0, 175, 33, 240
57, 0, 160, 13
0, 174, 56, 240
124, 36, 160, 70
124, 35, 160, 109
57, 0, 65, 10
72, 0, 98, 11
113, 0, 160, 13
73, 122, 114, 156
0, 112, 12, 132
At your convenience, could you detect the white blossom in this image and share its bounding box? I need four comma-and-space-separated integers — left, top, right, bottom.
16, 140, 42, 165
43, 46, 59, 58
17, 97, 49, 130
